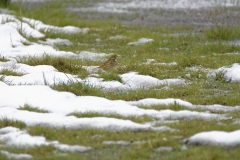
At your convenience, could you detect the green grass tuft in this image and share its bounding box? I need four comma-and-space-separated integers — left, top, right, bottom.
17, 55, 89, 78
0, 118, 26, 129
19, 104, 49, 113
0, 0, 11, 7
99, 71, 122, 82
0, 69, 24, 76
51, 82, 103, 97
204, 25, 240, 41
68, 111, 154, 123
0, 55, 8, 62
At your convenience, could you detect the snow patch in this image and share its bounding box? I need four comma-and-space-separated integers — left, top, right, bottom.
0, 150, 32, 160
38, 38, 73, 46
128, 98, 192, 107
154, 146, 173, 152
0, 127, 91, 152
78, 51, 111, 60
217, 63, 240, 82
128, 38, 153, 45
182, 130, 240, 147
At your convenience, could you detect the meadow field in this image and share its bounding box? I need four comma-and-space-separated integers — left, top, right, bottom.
1, 0, 240, 159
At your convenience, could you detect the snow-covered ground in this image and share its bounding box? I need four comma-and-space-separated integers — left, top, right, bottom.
70, 0, 240, 13
65, 0, 240, 27
1, 1, 240, 158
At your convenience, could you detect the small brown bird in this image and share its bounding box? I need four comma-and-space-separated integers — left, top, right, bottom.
99, 54, 118, 71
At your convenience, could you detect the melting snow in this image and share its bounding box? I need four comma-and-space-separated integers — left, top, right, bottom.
0, 14, 86, 58
142, 59, 177, 66
0, 150, 32, 160
127, 38, 154, 45
0, 6, 240, 153
64, 0, 240, 15
3, 72, 80, 86
81, 0, 240, 13
109, 35, 126, 40
0, 127, 91, 152
103, 141, 132, 146
128, 98, 192, 107
22, 17, 89, 34
154, 146, 173, 152
38, 38, 73, 46
217, 63, 240, 82
78, 51, 111, 60
0, 60, 185, 90
0, 83, 226, 128
182, 130, 240, 147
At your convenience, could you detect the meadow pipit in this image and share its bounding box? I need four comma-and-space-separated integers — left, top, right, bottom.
99, 54, 118, 71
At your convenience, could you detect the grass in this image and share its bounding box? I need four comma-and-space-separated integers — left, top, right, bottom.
19, 104, 49, 113
0, 118, 26, 129
26, 126, 178, 156
98, 71, 122, 82
15, 120, 240, 160
138, 103, 191, 111
68, 111, 154, 123
0, 55, 7, 62
1, 0, 240, 160
0, 0, 10, 8
204, 25, 240, 41
17, 55, 89, 78
0, 69, 24, 76
51, 82, 103, 96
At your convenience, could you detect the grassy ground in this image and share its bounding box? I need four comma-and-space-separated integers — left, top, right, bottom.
1, 1, 240, 159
